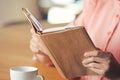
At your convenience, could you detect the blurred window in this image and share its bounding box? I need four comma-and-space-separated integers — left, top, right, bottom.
38, 0, 83, 24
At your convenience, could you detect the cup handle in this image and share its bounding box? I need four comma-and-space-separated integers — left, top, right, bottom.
36, 74, 44, 80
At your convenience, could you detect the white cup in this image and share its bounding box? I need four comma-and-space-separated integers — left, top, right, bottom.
10, 66, 44, 80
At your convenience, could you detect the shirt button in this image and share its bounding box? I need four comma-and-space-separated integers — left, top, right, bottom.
116, 14, 119, 18
107, 31, 112, 36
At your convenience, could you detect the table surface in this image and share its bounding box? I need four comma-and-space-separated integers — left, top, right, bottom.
0, 21, 67, 80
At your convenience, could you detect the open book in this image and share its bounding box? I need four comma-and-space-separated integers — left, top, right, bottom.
22, 8, 97, 79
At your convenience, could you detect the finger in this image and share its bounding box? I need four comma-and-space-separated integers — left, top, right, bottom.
82, 57, 109, 64
84, 50, 99, 57
89, 67, 105, 75
35, 52, 53, 66
30, 28, 39, 36
30, 42, 45, 54
84, 50, 110, 58
30, 39, 40, 52
82, 61, 109, 75
33, 53, 39, 61
32, 34, 40, 42
30, 43, 39, 52
30, 37, 47, 55
83, 62, 104, 69
30, 36, 43, 49
30, 39, 39, 48
30, 28, 35, 33
31, 35, 43, 51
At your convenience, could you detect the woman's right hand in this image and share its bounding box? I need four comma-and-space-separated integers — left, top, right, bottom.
30, 28, 53, 66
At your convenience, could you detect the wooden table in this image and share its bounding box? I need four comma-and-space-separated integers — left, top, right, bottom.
0, 21, 67, 80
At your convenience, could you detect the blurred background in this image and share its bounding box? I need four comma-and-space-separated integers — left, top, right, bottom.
0, 0, 83, 26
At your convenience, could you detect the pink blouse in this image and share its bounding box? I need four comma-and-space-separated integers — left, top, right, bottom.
69, 0, 120, 80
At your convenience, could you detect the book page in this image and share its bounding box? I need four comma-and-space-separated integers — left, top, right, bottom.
43, 26, 79, 33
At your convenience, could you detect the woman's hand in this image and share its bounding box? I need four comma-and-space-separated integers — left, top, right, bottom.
82, 50, 120, 79
30, 28, 53, 66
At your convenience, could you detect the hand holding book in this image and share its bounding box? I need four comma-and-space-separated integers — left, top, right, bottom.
22, 8, 97, 79
30, 28, 53, 66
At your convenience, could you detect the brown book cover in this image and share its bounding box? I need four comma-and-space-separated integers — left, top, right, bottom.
39, 27, 97, 79
22, 8, 97, 79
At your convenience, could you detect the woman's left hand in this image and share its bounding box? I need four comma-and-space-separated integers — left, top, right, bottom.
82, 50, 120, 79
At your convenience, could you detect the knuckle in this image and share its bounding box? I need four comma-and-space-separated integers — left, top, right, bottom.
91, 57, 95, 61
30, 39, 33, 44
30, 43, 39, 52
100, 70, 105, 75
91, 63, 95, 67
